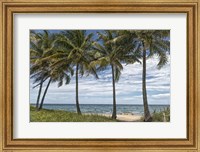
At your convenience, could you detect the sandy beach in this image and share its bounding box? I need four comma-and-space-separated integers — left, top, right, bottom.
102, 113, 143, 122
84, 113, 143, 122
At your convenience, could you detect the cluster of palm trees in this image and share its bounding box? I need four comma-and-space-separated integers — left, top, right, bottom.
30, 30, 170, 122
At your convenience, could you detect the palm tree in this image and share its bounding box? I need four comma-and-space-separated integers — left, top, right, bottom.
48, 30, 98, 114
30, 30, 73, 110
30, 30, 55, 109
91, 30, 142, 119
132, 30, 170, 122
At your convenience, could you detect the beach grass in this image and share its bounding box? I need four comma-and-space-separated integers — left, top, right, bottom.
30, 106, 116, 122
140, 107, 170, 122
151, 107, 170, 122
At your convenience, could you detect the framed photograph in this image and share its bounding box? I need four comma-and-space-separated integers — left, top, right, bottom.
0, 0, 199, 151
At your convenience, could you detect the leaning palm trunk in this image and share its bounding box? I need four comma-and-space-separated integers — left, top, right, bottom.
111, 65, 117, 119
75, 64, 82, 115
39, 78, 52, 110
36, 77, 44, 110
142, 49, 152, 122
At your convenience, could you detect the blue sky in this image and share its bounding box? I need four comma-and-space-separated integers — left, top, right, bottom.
30, 30, 170, 105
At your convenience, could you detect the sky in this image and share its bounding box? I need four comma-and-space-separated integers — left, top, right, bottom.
30, 30, 170, 105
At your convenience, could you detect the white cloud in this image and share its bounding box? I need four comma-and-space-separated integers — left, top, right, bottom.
151, 93, 170, 98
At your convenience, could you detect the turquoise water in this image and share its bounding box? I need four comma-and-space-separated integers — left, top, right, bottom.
31, 104, 170, 115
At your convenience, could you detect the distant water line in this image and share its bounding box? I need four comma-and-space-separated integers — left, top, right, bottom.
31, 104, 170, 115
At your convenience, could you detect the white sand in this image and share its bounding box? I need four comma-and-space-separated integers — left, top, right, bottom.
85, 113, 143, 122
102, 114, 143, 122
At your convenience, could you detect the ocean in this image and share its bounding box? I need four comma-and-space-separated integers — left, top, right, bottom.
31, 104, 170, 115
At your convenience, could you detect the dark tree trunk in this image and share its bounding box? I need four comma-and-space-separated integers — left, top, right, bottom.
76, 64, 81, 115
39, 78, 52, 110
111, 65, 117, 119
142, 48, 152, 122
36, 78, 44, 110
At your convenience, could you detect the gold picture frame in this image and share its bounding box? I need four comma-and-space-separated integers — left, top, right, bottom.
0, 0, 199, 151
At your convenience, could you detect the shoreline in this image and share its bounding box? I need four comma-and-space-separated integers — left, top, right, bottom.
84, 113, 143, 122
102, 114, 143, 122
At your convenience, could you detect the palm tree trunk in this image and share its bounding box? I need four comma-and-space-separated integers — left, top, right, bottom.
39, 78, 52, 110
111, 65, 117, 119
36, 78, 44, 110
142, 48, 152, 122
76, 64, 81, 115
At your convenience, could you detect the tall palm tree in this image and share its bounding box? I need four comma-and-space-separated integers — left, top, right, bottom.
30, 30, 73, 110
132, 30, 170, 122
30, 30, 56, 109
91, 30, 141, 119
48, 30, 98, 114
